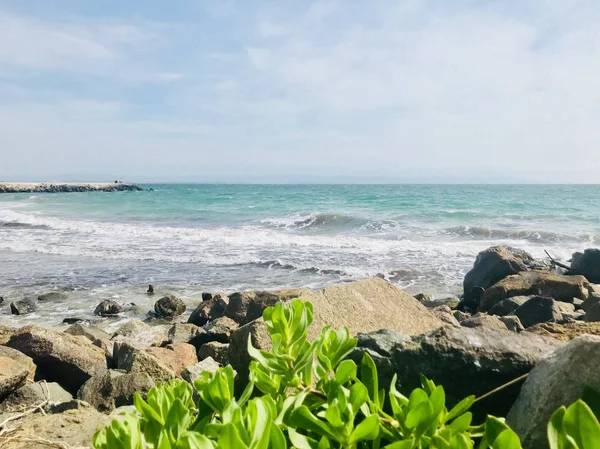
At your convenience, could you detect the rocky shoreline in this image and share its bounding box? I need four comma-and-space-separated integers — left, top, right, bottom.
0, 182, 143, 193
2, 246, 600, 448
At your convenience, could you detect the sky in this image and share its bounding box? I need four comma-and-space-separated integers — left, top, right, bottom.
0, 0, 599, 183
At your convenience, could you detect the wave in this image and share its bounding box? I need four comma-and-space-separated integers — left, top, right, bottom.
444, 225, 597, 244
0, 220, 50, 230
261, 212, 362, 230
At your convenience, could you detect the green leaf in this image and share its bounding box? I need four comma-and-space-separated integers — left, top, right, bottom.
405, 400, 433, 430
449, 433, 471, 449
383, 440, 415, 449
218, 423, 248, 449
361, 352, 380, 408
177, 432, 215, 449
490, 429, 522, 449
445, 396, 475, 423
563, 400, 600, 449
348, 415, 380, 445
548, 406, 576, 449
269, 425, 287, 449
335, 360, 357, 385
447, 412, 472, 435
288, 428, 321, 449
289, 406, 338, 441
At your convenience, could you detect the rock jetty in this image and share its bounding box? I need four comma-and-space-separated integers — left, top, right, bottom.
0, 182, 142, 193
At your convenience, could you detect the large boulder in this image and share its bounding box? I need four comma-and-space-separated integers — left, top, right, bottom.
154, 295, 186, 318
581, 293, 600, 312
224, 288, 310, 325
78, 369, 155, 412
10, 297, 37, 315
352, 325, 561, 419
463, 246, 540, 304
0, 325, 14, 345
198, 341, 229, 365
228, 319, 273, 387
507, 335, 600, 449
513, 296, 563, 328
584, 302, 600, 322
0, 357, 29, 400
480, 270, 590, 312
182, 357, 222, 384
570, 248, 600, 283
188, 294, 229, 326
0, 346, 36, 382
0, 381, 72, 413
113, 342, 175, 383
94, 300, 124, 316
6, 326, 107, 394
488, 296, 530, 316
167, 323, 204, 344
146, 343, 198, 376
38, 291, 69, 301
111, 320, 170, 348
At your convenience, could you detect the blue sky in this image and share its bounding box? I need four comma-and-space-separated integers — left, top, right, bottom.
0, 0, 599, 183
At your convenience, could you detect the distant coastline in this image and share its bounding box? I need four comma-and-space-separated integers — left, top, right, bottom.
0, 182, 142, 193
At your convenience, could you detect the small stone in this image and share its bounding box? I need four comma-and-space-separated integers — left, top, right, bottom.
202, 292, 213, 301
38, 292, 69, 301
431, 306, 460, 326
197, 341, 230, 365
10, 297, 37, 315
499, 316, 525, 332
190, 317, 239, 349
452, 310, 470, 322
147, 284, 154, 295
154, 295, 186, 318
414, 293, 432, 302
94, 300, 124, 316
188, 294, 229, 326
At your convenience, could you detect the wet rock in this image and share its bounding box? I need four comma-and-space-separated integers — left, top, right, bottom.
197, 341, 230, 365
202, 292, 213, 301
78, 369, 155, 412
38, 292, 69, 301
167, 323, 204, 344
0, 346, 36, 382
154, 295, 186, 318
6, 325, 107, 394
570, 248, 600, 283
488, 296, 530, 316
461, 314, 508, 331
0, 357, 28, 401
224, 288, 310, 325
10, 297, 37, 315
351, 325, 561, 419
113, 342, 175, 383
182, 357, 221, 383
147, 284, 154, 295
0, 382, 72, 413
507, 335, 600, 449
584, 302, 600, 322
480, 270, 589, 312
499, 315, 525, 332
463, 246, 540, 303
94, 300, 124, 316
513, 296, 563, 328
188, 293, 229, 326
63, 317, 88, 325
146, 343, 198, 376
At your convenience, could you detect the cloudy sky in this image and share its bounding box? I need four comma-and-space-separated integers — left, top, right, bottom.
0, 0, 599, 183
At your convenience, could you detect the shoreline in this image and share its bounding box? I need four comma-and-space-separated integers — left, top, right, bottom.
0, 181, 142, 193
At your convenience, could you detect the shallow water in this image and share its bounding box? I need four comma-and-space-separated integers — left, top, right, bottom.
1, 184, 598, 326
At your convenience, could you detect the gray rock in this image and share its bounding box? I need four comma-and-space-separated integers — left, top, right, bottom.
38, 292, 69, 301
111, 320, 170, 348
452, 310, 471, 322
228, 319, 272, 387
581, 293, 600, 312
413, 293, 432, 302
191, 317, 239, 349
499, 316, 525, 332
488, 296, 531, 316
0, 382, 73, 412
188, 294, 229, 326
556, 302, 576, 313
181, 357, 221, 383
112, 342, 175, 383
584, 302, 600, 322
351, 325, 561, 419
197, 341, 230, 365
431, 306, 460, 327
6, 325, 107, 394
507, 335, 600, 449
0, 346, 36, 382
167, 323, 204, 344
65, 323, 111, 342
154, 295, 186, 318
463, 246, 540, 304
461, 314, 508, 331
224, 288, 309, 325
10, 297, 37, 315
513, 296, 563, 328
481, 270, 589, 312
0, 357, 28, 401
573, 297, 584, 310
570, 248, 600, 283
77, 369, 155, 412
94, 300, 124, 316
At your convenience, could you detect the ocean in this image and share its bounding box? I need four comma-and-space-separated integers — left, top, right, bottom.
1, 184, 599, 327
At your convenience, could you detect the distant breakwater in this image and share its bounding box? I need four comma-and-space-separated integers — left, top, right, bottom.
0, 182, 143, 193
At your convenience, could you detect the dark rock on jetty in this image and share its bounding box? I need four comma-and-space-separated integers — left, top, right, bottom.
10, 297, 37, 315
570, 248, 600, 283
154, 295, 186, 318
94, 300, 124, 317
0, 182, 142, 193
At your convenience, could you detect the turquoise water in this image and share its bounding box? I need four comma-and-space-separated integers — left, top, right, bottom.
0, 184, 599, 325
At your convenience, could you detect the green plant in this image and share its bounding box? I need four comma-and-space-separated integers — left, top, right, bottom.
95, 298, 598, 449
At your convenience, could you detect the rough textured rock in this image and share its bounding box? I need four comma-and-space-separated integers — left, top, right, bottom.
430, 306, 460, 327
488, 296, 530, 316
146, 343, 198, 376
182, 357, 221, 383
167, 323, 204, 344
0, 402, 110, 449
413, 293, 432, 302
513, 296, 563, 328
78, 369, 155, 412
0, 357, 28, 400
452, 310, 470, 322
0, 325, 14, 345
507, 335, 600, 449
570, 248, 600, 283
581, 293, 600, 312
584, 302, 600, 322
38, 291, 69, 301
197, 341, 230, 365
111, 320, 170, 348
480, 270, 589, 312
527, 321, 600, 342
461, 314, 508, 331
113, 342, 175, 383
154, 294, 186, 318
0, 382, 73, 413
65, 323, 111, 344
463, 246, 540, 303
352, 325, 561, 419
499, 315, 525, 332
6, 326, 107, 394
202, 292, 213, 301
188, 294, 229, 326
94, 299, 124, 316
224, 288, 310, 325
0, 346, 36, 382
556, 301, 576, 313
190, 317, 239, 349
228, 319, 272, 387
10, 297, 37, 315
